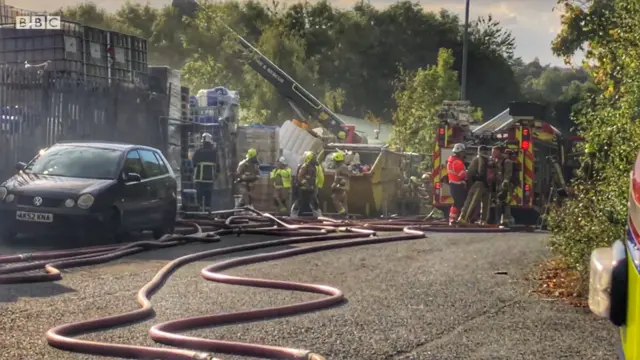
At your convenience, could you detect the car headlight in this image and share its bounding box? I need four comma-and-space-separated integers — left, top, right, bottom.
64, 198, 75, 208
77, 194, 94, 209
0, 187, 6, 201
589, 240, 627, 325
5, 194, 14, 203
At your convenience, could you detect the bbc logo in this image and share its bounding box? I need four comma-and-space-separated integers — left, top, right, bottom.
15, 16, 61, 30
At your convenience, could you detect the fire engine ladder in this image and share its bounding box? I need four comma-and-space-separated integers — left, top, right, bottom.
227, 26, 347, 138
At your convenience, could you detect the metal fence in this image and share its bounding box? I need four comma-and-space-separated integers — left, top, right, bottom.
0, 67, 168, 180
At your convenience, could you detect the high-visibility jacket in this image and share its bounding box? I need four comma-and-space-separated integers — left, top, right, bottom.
316, 164, 324, 188
195, 162, 217, 183
270, 167, 292, 188
446, 155, 467, 184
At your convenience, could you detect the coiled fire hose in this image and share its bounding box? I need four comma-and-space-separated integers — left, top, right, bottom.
0, 208, 535, 360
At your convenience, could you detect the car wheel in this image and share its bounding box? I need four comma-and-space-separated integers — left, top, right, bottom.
152, 204, 176, 240
102, 209, 128, 243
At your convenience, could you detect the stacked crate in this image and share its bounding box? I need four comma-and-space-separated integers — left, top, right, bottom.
0, 19, 148, 87
236, 125, 280, 165
148, 66, 181, 120
0, 21, 85, 75
107, 30, 148, 86
251, 165, 278, 212
0, 4, 39, 25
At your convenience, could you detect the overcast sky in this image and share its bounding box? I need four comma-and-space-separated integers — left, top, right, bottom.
11, 0, 581, 66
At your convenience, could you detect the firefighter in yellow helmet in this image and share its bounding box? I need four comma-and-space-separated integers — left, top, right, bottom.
331, 151, 350, 216
290, 151, 322, 218
270, 156, 292, 212
337, 131, 346, 143
235, 148, 260, 207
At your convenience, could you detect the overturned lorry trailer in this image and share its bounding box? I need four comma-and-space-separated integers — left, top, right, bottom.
316, 143, 404, 217
432, 102, 564, 224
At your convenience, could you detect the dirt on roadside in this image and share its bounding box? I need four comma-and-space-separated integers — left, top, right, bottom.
530, 257, 589, 308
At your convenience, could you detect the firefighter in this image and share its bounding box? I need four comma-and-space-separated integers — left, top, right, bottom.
420, 172, 433, 205
446, 143, 468, 225
337, 131, 347, 143
331, 151, 350, 216
270, 156, 292, 213
495, 146, 515, 227
459, 145, 494, 225
236, 148, 260, 208
192, 132, 220, 209
290, 151, 323, 218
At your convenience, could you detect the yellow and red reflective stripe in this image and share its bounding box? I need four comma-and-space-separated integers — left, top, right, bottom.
432, 132, 441, 206
505, 129, 522, 206
522, 125, 535, 207
440, 195, 453, 204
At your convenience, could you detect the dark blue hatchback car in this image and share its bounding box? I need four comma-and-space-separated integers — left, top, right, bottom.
0, 141, 178, 241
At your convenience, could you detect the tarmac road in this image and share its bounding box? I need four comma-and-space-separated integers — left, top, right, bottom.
0, 231, 618, 360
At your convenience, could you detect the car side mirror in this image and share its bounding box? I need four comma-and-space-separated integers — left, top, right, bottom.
15, 162, 26, 171
123, 172, 142, 183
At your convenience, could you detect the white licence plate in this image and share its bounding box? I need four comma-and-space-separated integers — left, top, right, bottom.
16, 211, 53, 223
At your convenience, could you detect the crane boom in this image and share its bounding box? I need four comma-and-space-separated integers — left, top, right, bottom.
228, 26, 361, 142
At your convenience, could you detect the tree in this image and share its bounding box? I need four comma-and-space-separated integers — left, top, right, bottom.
552, 0, 617, 62
469, 15, 516, 60
549, 0, 640, 275
511, 58, 593, 133
390, 48, 472, 158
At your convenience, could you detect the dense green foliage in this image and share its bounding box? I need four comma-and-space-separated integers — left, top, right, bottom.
390, 49, 481, 158
548, 0, 640, 274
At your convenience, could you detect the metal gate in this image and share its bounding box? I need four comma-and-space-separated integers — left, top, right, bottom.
0, 67, 168, 181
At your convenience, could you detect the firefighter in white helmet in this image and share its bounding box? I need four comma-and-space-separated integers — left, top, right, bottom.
446, 143, 468, 225
192, 132, 219, 209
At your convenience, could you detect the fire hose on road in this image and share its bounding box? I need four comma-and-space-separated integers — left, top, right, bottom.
0, 207, 536, 360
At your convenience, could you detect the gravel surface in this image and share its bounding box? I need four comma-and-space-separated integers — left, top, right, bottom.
0, 231, 618, 360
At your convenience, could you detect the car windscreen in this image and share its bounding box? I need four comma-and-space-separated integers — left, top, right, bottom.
24, 146, 122, 180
